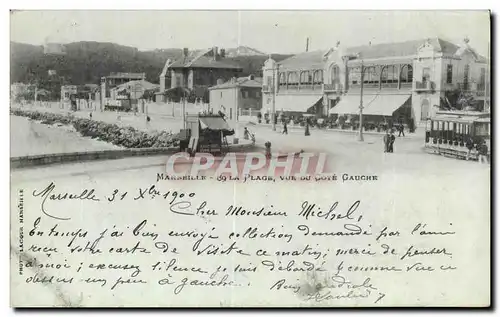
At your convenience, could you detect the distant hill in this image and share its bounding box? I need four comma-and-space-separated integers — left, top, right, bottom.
10, 41, 292, 98
225, 46, 266, 57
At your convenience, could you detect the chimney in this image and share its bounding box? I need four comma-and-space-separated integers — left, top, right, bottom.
230, 77, 237, 84
217, 78, 224, 85
183, 48, 189, 57
220, 48, 226, 58
213, 46, 218, 61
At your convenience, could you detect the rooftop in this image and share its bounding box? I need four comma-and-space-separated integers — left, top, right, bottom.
277, 38, 486, 69
106, 72, 146, 79
344, 38, 460, 59
169, 48, 242, 69
209, 76, 263, 90
114, 80, 159, 91
277, 49, 329, 69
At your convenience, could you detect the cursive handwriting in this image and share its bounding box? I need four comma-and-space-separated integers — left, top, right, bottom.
299, 200, 363, 222
18, 181, 463, 307
32, 182, 100, 220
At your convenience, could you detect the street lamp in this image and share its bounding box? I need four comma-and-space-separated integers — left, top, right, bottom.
343, 52, 365, 142
183, 89, 187, 130
272, 61, 279, 132
358, 59, 365, 142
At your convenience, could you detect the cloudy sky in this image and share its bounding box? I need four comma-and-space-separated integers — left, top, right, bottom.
10, 10, 491, 55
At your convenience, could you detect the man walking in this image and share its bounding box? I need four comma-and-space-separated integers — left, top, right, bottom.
398, 123, 405, 137
282, 120, 288, 135
477, 139, 488, 164
389, 130, 396, 153
466, 136, 474, 160
383, 131, 390, 153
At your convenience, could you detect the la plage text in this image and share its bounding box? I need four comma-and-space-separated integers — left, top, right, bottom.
157, 173, 378, 182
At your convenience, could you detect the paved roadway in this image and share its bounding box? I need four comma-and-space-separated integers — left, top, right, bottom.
12, 102, 490, 175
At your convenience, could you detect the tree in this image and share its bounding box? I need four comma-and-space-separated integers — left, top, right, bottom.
445, 88, 478, 111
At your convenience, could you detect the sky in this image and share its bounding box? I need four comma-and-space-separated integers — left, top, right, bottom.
10, 10, 491, 56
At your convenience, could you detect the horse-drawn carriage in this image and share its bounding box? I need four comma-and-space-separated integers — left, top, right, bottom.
424, 111, 491, 160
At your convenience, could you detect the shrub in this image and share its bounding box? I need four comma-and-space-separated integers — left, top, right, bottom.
11, 109, 178, 149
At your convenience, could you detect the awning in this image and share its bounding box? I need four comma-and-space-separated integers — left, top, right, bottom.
275, 94, 323, 113
329, 94, 411, 116
199, 116, 232, 130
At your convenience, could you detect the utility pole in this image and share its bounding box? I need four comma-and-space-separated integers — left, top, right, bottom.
358, 60, 364, 142
183, 90, 187, 129
272, 59, 278, 131
306, 37, 309, 52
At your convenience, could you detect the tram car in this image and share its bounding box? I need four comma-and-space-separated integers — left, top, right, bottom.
424, 111, 491, 160
179, 114, 235, 156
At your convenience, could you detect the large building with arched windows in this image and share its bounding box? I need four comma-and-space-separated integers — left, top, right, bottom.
262, 37, 488, 123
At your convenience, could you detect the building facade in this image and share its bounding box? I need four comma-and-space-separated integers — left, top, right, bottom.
262, 38, 489, 123
208, 75, 263, 124
100, 72, 146, 108
157, 47, 243, 102
60, 85, 78, 102
110, 80, 159, 100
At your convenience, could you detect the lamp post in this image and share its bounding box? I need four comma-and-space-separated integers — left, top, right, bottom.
358, 60, 365, 142
183, 90, 187, 130
272, 61, 278, 131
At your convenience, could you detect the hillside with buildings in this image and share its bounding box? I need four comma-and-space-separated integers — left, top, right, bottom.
10, 41, 292, 100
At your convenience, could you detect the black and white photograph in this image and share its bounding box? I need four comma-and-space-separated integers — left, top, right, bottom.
9, 10, 491, 308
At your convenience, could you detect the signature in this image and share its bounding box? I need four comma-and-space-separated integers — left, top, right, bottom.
270, 272, 386, 304
32, 182, 100, 220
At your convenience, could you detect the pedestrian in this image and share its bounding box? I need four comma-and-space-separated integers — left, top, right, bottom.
383, 131, 390, 153
477, 139, 488, 164
89, 112, 92, 120
243, 127, 250, 140
282, 121, 288, 135
398, 123, 405, 137
466, 136, 474, 160
389, 130, 396, 153
265, 141, 272, 159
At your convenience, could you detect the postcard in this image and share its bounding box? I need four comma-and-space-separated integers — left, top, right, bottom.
10, 10, 491, 307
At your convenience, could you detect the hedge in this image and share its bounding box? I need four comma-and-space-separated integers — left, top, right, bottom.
11, 109, 179, 149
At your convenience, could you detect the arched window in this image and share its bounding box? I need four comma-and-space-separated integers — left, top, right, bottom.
331, 65, 340, 84
400, 64, 413, 83
288, 72, 299, 87
348, 66, 361, 85
313, 70, 323, 85
300, 71, 311, 85
279, 72, 286, 87
363, 66, 379, 84
381, 65, 398, 84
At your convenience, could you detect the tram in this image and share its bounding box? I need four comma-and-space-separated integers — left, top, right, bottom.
424, 111, 491, 160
